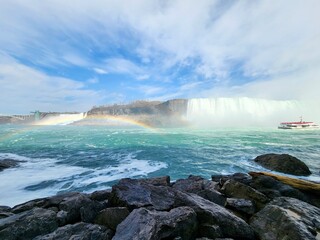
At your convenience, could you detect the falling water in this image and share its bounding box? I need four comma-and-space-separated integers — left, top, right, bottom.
186, 97, 308, 127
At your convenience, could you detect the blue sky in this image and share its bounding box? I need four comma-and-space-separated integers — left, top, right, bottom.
0, 0, 320, 114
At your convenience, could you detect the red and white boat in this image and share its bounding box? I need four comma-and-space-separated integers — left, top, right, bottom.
278, 117, 319, 129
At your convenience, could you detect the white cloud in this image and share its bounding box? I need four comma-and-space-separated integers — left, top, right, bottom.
0, 54, 102, 114
93, 68, 108, 74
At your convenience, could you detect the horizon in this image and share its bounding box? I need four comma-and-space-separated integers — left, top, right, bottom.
1, 1, 320, 114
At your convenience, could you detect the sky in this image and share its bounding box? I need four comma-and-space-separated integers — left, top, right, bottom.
0, 0, 320, 114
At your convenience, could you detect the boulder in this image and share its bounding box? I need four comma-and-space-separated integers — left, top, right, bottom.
34, 222, 113, 240
89, 189, 112, 201
173, 175, 226, 206
95, 207, 130, 231
225, 198, 255, 215
220, 179, 269, 210
212, 173, 252, 187
254, 153, 311, 176
113, 207, 198, 240
59, 194, 104, 224
248, 172, 319, 207
174, 191, 255, 239
0, 208, 58, 240
137, 175, 171, 186
0, 159, 25, 171
110, 178, 176, 210
12, 192, 80, 214
250, 197, 320, 240
0, 206, 13, 219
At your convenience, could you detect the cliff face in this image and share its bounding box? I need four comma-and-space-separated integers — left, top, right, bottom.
87, 99, 188, 116
86, 99, 189, 127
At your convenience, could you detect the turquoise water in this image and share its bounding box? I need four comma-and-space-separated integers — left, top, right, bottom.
0, 125, 320, 206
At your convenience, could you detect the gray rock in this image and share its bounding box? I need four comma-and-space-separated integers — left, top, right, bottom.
0, 208, 58, 240
250, 197, 320, 240
113, 207, 197, 240
254, 153, 311, 176
0, 206, 13, 219
110, 178, 176, 210
226, 198, 255, 215
34, 222, 113, 240
0, 159, 25, 171
59, 194, 103, 224
212, 173, 252, 187
95, 207, 130, 231
89, 189, 112, 201
174, 191, 255, 239
173, 175, 226, 206
11, 192, 79, 214
221, 179, 269, 210
249, 174, 317, 207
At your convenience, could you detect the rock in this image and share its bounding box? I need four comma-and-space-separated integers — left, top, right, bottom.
248, 172, 319, 207
250, 197, 320, 240
174, 191, 255, 239
12, 192, 79, 214
59, 194, 103, 224
249, 171, 320, 194
212, 173, 252, 187
0, 206, 13, 219
95, 207, 130, 231
0, 159, 25, 171
225, 198, 255, 215
34, 222, 113, 240
138, 175, 171, 186
80, 200, 105, 223
0, 208, 58, 240
89, 189, 112, 201
110, 178, 176, 210
113, 207, 198, 240
254, 153, 311, 176
221, 179, 269, 210
173, 175, 226, 206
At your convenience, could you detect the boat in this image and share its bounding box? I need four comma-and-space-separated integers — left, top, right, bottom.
278, 117, 319, 129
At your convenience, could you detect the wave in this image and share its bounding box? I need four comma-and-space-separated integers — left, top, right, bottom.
0, 152, 167, 207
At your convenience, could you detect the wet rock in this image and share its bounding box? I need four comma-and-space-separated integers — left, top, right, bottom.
0, 208, 58, 240
173, 175, 226, 206
0, 159, 25, 171
110, 178, 176, 210
80, 200, 105, 223
254, 153, 311, 176
174, 191, 255, 239
225, 198, 255, 215
113, 207, 197, 240
11, 192, 79, 214
212, 173, 252, 187
59, 194, 99, 224
34, 222, 113, 240
250, 197, 320, 240
221, 179, 269, 210
138, 175, 171, 186
89, 189, 112, 201
0, 206, 13, 219
95, 207, 130, 231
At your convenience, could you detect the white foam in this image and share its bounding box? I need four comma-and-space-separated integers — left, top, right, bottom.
0, 152, 167, 207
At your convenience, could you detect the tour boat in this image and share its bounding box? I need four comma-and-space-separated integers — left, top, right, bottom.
278, 117, 319, 129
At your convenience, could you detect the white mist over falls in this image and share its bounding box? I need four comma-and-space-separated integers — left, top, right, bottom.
186, 97, 319, 127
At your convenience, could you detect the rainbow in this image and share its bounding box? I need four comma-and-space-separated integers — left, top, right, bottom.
84, 114, 158, 131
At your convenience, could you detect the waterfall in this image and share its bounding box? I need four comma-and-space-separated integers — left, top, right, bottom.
186, 97, 311, 127
35, 113, 85, 125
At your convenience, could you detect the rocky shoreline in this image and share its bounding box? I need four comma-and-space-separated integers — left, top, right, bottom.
0, 154, 319, 240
